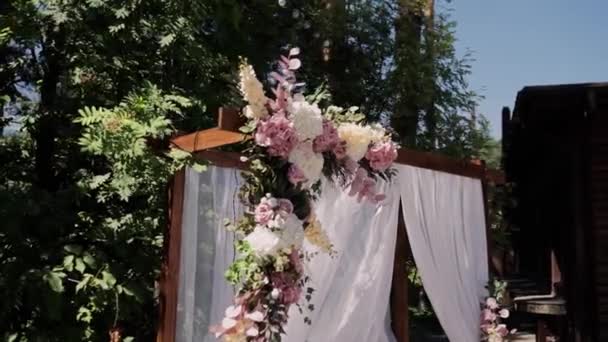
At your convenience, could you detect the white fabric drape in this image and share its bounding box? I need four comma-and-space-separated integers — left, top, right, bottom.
396, 164, 489, 342
176, 164, 489, 342
175, 166, 399, 342
176, 166, 242, 342
283, 180, 399, 342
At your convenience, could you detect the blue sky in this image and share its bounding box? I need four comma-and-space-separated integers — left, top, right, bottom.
452, 0, 608, 138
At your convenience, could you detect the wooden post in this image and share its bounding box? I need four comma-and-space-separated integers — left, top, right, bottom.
157, 169, 186, 342
391, 202, 410, 342
480, 160, 496, 277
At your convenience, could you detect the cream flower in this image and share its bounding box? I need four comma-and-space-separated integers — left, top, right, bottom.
289, 99, 323, 140
337, 123, 373, 161
369, 123, 388, 143
304, 217, 333, 253
288, 142, 324, 186
239, 63, 268, 119
244, 226, 281, 256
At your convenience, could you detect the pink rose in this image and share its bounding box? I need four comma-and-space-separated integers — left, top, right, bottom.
481, 308, 497, 322
255, 114, 298, 158
365, 141, 398, 171
485, 297, 499, 310
288, 164, 307, 185
313, 120, 339, 153
254, 198, 274, 225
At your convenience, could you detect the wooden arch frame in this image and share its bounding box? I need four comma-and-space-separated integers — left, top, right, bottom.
157, 108, 504, 342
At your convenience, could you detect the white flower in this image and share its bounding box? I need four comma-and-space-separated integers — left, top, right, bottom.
271, 288, 280, 299
246, 326, 259, 337
277, 214, 305, 249
289, 100, 323, 140
222, 317, 237, 329
225, 305, 242, 318
239, 63, 268, 119
288, 142, 324, 185
244, 311, 264, 322
244, 226, 281, 256
337, 123, 373, 161
499, 308, 510, 318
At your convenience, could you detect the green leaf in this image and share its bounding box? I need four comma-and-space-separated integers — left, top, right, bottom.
44, 271, 65, 293
64, 244, 83, 255
63, 255, 75, 272
76, 275, 92, 293
102, 270, 117, 287
83, 252, 96, 268
123, 337, 134, 342
159, 33, 176, 47
75, 258, 86, 273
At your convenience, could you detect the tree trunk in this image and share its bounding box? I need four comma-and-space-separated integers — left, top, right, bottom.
34, 30, 65, 191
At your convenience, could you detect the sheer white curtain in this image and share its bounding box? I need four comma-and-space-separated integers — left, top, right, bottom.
176, 164, 488, 342
283, 180, 399, 342
176, 166, 242, 342
175, 166, 399, 342
396, 164, 489, 342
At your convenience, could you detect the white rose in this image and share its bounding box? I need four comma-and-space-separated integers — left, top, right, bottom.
288, 142, 324, 186
337, 123, 373, 161
244, 226, 281, 256
289, 100, 323, 140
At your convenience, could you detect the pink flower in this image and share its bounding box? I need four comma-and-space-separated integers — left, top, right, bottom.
277, 198, 294, 218
480, 323, 493, 334
254, 196, 294, 225
332, 140, 347, 159
481, 308, 497, 322
313, 120, 340, 153
288, 164, 307, 185
282, 284, 302, 305
348, 168, 386, 204
485, 297, 499, 310
365, 141, 398, 171
255, 114, 298, 158
271, 272, 301, 305
254, 198, 274, 225
496, 324, 509, 337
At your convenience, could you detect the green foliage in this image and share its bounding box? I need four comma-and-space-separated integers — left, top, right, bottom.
486, 278, 508, 303
0, 85, 197, 340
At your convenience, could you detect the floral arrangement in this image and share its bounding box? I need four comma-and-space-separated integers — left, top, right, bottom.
481, 279, 514, 342
210, 48, 398, 341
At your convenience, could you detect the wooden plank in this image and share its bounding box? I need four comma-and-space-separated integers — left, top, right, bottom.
171, 128, 246, 153
156, 169, 186, 342
390, 203, 409, 342
395, 147, 487, 180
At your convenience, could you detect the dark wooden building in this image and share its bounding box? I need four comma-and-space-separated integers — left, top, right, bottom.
504, 83, 608, 341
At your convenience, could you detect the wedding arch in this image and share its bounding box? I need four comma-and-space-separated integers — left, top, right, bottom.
155, 107, 504, 342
